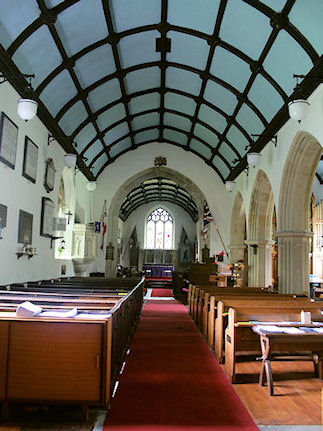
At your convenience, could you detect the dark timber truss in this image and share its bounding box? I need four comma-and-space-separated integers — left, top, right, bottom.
119, 177, 199, 222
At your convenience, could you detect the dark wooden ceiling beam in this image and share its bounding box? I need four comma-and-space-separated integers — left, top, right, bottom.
157, 0, 168, 142
0, 40, 93, 180
101, 0, 136, 151
36, 0, 109, 163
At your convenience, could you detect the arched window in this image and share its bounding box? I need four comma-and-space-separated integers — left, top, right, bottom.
146, 208, 173, 249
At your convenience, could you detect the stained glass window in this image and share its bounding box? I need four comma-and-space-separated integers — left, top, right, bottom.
146, 208, 173, 249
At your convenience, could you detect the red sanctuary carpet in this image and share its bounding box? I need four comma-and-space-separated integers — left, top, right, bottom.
104, 299, 257, 430
151, 288, 173, 297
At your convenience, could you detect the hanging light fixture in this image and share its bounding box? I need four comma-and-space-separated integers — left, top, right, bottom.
288, 74, 310, 123
0, 73, 38, 121
17, 75, 38, 121
225, 181, 235, 193
247, 152, 261, 168
64, 154, 77, 168
86, 181, 96, 192
288, 99, 310, 123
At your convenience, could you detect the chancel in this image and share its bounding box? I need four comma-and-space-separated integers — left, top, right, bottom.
0, 1, 322, 430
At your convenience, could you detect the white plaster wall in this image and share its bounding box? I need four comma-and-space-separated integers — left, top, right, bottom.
0, 82, 91, 284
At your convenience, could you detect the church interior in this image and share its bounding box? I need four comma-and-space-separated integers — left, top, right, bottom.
0, 1, 323, 430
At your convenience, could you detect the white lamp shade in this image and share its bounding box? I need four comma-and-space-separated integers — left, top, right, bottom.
17, 98, 38, 121
247, 152, 261, 168
288, 99, 310, 122
64, 154, 77, 168
87, 181, 96, 192
225, 181, 235, 192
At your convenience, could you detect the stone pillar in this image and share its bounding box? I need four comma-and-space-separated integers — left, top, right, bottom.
275, 230, 312, 295
228, 244, 246, 263
245, 239, 275, 287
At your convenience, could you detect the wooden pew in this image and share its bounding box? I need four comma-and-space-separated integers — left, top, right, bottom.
194, 287, 279, 346
0, 279, 144, 419
189, 284, 273, 322
224, 304, 323, 383
214, 297, 315, 363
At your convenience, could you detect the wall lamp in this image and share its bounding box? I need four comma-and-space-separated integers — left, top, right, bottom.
64, 154, 77, 168
48, 134, 77, 147
251, 134, 277, 148
288, 74, 321, 122
225, 181, 235, 193
0, 73, 38, 121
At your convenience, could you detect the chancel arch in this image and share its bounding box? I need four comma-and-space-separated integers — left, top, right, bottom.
246, 170, 275, 287
105, 166, 206, 276
277, 131, 322, 294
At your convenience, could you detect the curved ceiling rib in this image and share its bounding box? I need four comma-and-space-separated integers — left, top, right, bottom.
0, 0, 322, 181
119, 177, 199, 222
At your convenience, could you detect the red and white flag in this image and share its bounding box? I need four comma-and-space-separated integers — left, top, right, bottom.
201, 201, 213, 240
100, 200, 107, 250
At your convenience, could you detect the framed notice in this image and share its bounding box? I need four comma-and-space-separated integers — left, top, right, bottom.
0, 112, 18, 169
18, 210, 33, 244
40, 197, 55, 237
22, 136, 38, 183
44, 158, 56, 193
0, 204, 7, 227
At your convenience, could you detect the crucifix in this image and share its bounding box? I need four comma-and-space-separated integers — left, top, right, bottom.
65, 210, 73, 224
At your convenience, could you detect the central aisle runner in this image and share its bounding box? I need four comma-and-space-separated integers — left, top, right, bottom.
151, 288, 173, 297
104, 299, 258, 431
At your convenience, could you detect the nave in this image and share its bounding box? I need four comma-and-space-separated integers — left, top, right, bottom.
0, 287, 321, 431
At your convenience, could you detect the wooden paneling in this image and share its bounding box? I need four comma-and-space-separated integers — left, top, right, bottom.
7, 322, 102, 402
0, 321, 9, 399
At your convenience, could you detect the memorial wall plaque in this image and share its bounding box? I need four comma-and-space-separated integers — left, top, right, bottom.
0, 204, 7, 227
40, 197, 55, 237
22, 136, 38, 183
0, 112, 18, 169
18, 210, 33, 244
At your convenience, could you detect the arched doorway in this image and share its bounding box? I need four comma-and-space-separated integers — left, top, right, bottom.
277, 131, 322, 294
247, 170, 275, 287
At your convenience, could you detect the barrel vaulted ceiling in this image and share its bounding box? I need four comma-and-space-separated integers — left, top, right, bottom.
119, 177, 199, 222
0, 0, 322, 182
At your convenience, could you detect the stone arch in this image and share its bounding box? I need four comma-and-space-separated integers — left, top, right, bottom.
247, 170, 275, 287
105, 166, 206, 275
229, 191, 246, 262
277, 131, 322, 294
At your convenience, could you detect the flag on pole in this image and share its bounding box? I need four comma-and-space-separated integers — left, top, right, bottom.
100, 200, 107, 250
201, 201, 213, 240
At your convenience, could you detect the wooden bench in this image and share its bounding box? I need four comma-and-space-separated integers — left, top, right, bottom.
224, 304, 323, 383
214, 297, 315, 363
188, 284, 273, 322
252, 324, 323, 395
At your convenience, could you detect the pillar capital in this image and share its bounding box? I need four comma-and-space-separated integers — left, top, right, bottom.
275, 230, 313, 239
245, 238, 276, 247
228, 244, 247, 251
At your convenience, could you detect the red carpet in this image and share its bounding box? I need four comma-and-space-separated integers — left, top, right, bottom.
104, 300, 257, 430
151, 288, 173, 297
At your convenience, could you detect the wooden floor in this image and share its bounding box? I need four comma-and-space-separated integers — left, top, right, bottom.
225, 355, 323, 426
0, 358, 321, 429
